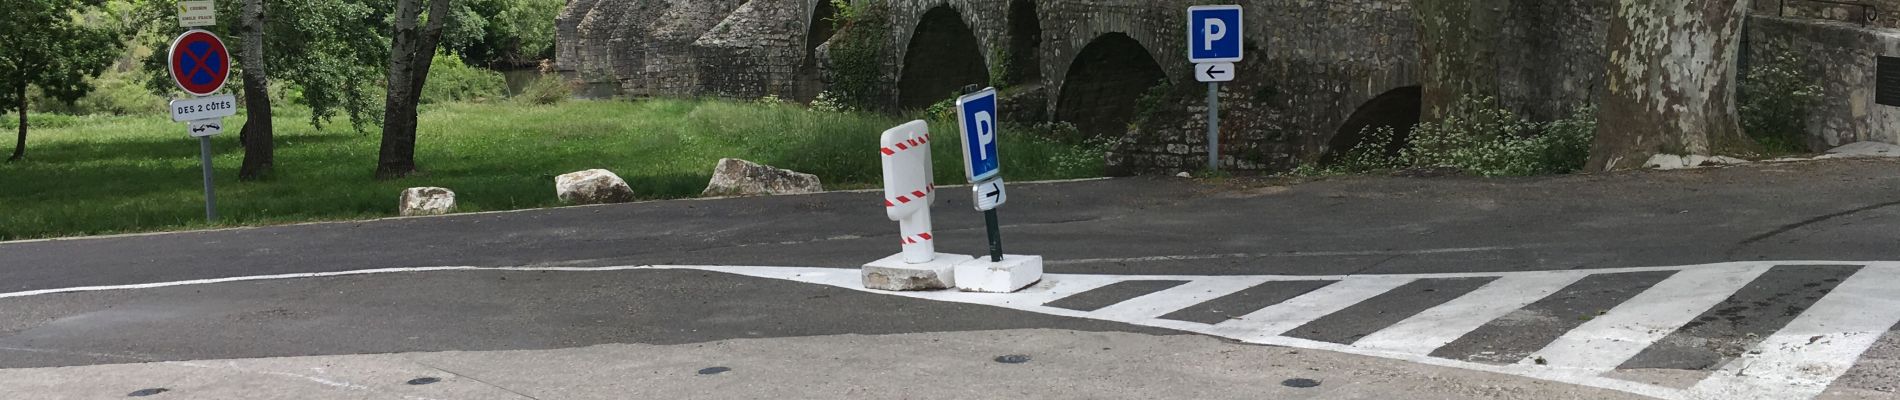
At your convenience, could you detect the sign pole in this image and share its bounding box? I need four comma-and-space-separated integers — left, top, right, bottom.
198, 136, 218, 221
1207, 82, 1220, 171
961, 85, 1005, 262
167, 28, 234, 223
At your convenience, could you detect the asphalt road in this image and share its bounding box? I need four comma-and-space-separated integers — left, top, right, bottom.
1, 159, 1898, 399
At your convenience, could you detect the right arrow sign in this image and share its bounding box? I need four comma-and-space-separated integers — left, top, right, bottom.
1195, 62, 1236, 83
973, 178, 1007, 211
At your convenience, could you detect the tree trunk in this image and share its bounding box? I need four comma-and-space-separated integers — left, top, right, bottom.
1588, 0, 1754, 171
1416, 0, 1507, 121
375, 0, 451, 179
9, 82, 24, 162
236, 0, 274, 180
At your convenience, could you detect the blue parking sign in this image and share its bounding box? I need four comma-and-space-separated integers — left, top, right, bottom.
956, 88, 1001, 183
1188, 5, 1244, 63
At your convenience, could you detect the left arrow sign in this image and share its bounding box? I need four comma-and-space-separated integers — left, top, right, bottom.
1195, 62, 1236, 83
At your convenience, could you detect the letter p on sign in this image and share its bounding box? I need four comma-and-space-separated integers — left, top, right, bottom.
1188, 5, 1243, 64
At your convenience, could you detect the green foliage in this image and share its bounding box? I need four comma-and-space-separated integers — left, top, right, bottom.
1739, 52, 1823, 155
825, 0, 891, 111
828, 0, 859, 30
444, 0, 562, 67
809, 90, 852, 112
134, 0, 388, 133
0, 0, 124, 116
1318, 97, 1596, 177
516, 72, 572, 105
0, 99, 1112, 239
31, 68, 166, 116
421, 53, 507, 104
1132, 79, 1174, 126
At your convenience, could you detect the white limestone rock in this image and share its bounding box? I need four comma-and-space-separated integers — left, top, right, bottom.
1825, 142, 1900, 158
400, 187, 456, 216
556, 169, 636, 204
702, 158, 823, 197
1644, 154, 1687, 170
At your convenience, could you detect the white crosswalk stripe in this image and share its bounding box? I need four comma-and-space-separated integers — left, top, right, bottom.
1529, 265, 1775, 376
658, 261, 1900, 400
1211, 276, 1412, 339
1354, 272, 1589, 356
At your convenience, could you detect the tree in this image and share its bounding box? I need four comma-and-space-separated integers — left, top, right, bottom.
1416, 0, 1505, 121
234, 0, 274, 180
376, 0, 452, 179
0, 0, 120, 162
1589, 0, 1754, 170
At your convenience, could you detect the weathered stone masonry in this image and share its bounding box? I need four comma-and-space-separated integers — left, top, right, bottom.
556, 0, 1900, 175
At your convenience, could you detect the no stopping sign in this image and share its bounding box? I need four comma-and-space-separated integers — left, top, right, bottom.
167, 29, 231, 96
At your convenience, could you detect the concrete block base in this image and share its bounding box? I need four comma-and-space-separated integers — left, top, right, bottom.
953, 255, 1044, 293
863, 253, 975, 291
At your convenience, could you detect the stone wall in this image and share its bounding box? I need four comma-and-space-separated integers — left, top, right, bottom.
1754, 0, 1900, 29
1746, 15, 1900, 147
553, 0, 1900, 176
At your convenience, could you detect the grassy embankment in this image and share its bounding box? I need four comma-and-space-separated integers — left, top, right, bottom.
0, 99, 1107, 240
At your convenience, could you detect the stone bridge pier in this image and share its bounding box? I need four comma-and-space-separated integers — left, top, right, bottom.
550, 0, 1549, 174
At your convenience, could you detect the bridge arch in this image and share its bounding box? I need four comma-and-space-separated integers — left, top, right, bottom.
1322, 85, 1423, 164
897, 5, 990, 110
1055, 33, 1169, 138
1004, 0, 1042, 86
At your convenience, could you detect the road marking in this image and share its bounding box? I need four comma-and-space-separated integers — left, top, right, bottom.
1044, 245, 1533, 266
1210, 276, 1413, 339
1684, 265, 1900, 400
1354, 272, 1589, 356
1527, 265, 1775, 376
1088, 277, 1270, 320
2, 260, 1895, 400
653, 261, 1899, 400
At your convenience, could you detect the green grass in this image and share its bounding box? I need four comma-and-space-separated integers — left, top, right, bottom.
0, 99, 1108, 240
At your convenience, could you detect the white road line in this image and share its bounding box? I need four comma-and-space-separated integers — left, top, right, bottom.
1209, 276, 1415, 339
1685, 265, 1900, 400
1354, 272, 1590, 356
1526, 264, 1776, 376
1043, 246, 1530, 266
1088, 277, 1272, 321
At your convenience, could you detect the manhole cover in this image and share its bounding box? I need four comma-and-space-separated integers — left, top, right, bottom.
698, 367, 732, 375
994, 355, 1031, 364
406, 377, 441, 385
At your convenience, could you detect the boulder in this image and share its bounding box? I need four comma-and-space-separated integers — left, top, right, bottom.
702, 158, 823, 197
1706, 156, 1751, 165
400, 187, 456, 216
556, 169, 636, 204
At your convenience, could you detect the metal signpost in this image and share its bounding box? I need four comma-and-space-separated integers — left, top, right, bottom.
956, 87, 1006, 262
166, 28, 234, 222
1188, 5, 1243, 171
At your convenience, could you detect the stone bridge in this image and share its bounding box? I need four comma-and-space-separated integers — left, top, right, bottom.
556, 0, 1895, 174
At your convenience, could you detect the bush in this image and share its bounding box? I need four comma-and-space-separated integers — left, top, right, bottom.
421, 53, 507, 104
1320, 96, 1595, 177
27, 68, 165, 116
1739, 52, 1822, 154
515, 72, 572, 105
824, 0, 891, 111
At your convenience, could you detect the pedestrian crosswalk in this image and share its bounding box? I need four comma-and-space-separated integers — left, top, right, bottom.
655, 261, 1900, 400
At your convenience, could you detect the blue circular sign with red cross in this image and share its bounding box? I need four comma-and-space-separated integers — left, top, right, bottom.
167, 30, 231, 96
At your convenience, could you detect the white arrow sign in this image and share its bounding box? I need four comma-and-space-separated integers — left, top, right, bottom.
973, 178, 1007, 211
1196, 62, 1236, 82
